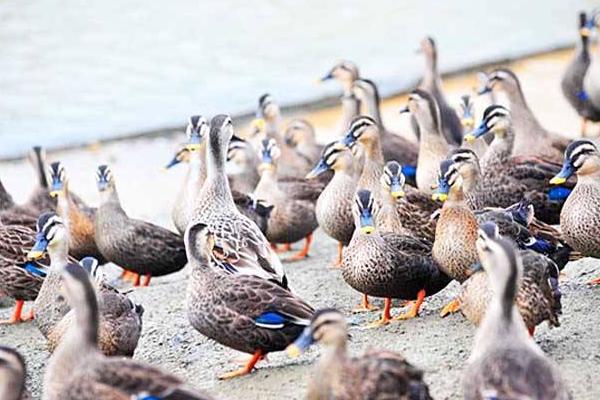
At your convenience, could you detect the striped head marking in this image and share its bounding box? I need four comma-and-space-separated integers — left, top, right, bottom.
405, 89, 441, 131
48, 161, 67, 197
340, 115, 377, 147
28, 212, 65, 259
381, 161, 406, 199
448, 148, 479, 168
164, 147, 191, 169
354, 189, 377, 234
459, 95, 475, 129
257, 93, 278, 119
96, 165, 114, 192
480, 68, 521, 95
185, 115, 208, 151
551, 140, 599, 184
306, 141, 347, 178
260, 138, 281, 166
432, 158, 460, 202
287, 309, 347, 357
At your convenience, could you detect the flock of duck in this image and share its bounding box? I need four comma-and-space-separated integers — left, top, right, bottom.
2, 11, 600, 400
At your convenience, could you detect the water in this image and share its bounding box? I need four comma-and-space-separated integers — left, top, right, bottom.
0, 0, 595, 158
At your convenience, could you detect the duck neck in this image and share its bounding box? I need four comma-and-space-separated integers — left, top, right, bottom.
579, 33, 590, 59
315, 342, 347, 387
360, 93, 383, 128
339, 95, 360, 135
204, 137, 235, 204
0, 180, 15, 209
266, 114, 282, 141
48, 240, 69, 272
254, 165, 282, 199
361, 135, 384, 165
189, 148, 207, 188
422, 50, 439, 89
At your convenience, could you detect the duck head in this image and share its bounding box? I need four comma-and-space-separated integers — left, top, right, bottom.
48, 161, 67, 198
164, 147, 191, 170
459, 94, 475, 131
320, 60, 359, 93
284, 119, 316, 148
306, 141, 350, 178
339, 115, 378, 148
252, 93, 279, 133
464, 105, 511, 143
259, 138, 281, 173
287, 309, 348, 357
185, 115, 209, 152
477, 68, 522, 98
381, 161, 406, 200
353, 189, 377, 234
550, 140, 600, 184
27, 212, 67, 260
399, 89, 442, 134
350, 78, 379, 104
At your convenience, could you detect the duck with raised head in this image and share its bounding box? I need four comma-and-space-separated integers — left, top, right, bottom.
48, 161, 106, 264
94, 165, 187, 287
462, 223, 570, 400
28, 214, 143, 356
416, 36, 463, 145
550, 140, 600, 284
0, 222, 45, 324
283, 119, 324, 169
306, 141, 357, 268
42, 260, 213, 400
226, 134, 261, 193
342, 189, 450, 327
185, 220, 314, 379
320, 61, 361, 137
0, 346, 30, 400
286, 309, 433, 400
459, 94, 488, 157
254, 138, 319, 261
400, 89, 454, 194
562, 12, 600, 136
350, 78, 418, 184
190, 114, 287, 287
479, 68, 568, 162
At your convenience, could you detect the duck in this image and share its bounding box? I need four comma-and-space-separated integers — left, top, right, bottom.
27, 213, 144, 356
562, 12, 600, 136
455, 223, 561, 336
478, 68, 568, 162
226, 134, 261, 193
306, 141, 357, 268
342, 189, 451, 327
462, 223, 570, 400
283, 118, 323, 169
286, 309, 433, 400
416, 36, 463, 145
320, 61, 361, 137
165, 124, 273, 236
550, 139, 600, 284
189, 114, 287, 287
0, 222, 46, 324
42, 259, 213, 400
459, 94, 488, 157
350, 78, 418, 180
94, 165, 187, 286
47, 161, 107, 263
400, 89, 454, 194
0, 346, 30, 400
185, 220, 314, 378
379, 160, 439, 242
253, 138, 318, 261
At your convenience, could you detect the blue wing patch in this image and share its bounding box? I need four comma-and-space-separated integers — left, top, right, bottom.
577, 90, 590, 101
255, 311, 287, 329
548, 186, 571, 201
402, 164, 417, 179
24, 262, 47, 278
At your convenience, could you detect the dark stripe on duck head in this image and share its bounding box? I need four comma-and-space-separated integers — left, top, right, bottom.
488, 68, 522, 91
355, 189, 374, 212
36, 212, 62, 237
348, 115, 377, 138
448, 148, 478, 165
565, 139, 598, 169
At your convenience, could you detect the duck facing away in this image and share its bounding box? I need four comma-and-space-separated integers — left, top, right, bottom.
287, 309, 432, 400
94, 165, 187, 286
307, 141, 357, 268
28, 213, 143, 356
550, 140, 600, 284
185, 220, 314, 378
42, 260, 213, 400
0, 346, 30, 400
253, 138, 318, 261
462, 223, 570, 400
342, 190, 450, 327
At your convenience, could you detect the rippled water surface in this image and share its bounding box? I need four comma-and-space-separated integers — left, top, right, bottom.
0, 0, 595, 157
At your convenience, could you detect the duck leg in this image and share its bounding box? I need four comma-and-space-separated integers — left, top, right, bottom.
286, 234, 312, 262
219, 349, 263, 380
364, 298, 392, 328
528, 326, 535, 337
142, 274, 152, 287
271, 243, 291, 253
352, 294, 379, 313
0, 300, 32, 324
394, 289, 426, 320
439, 297, 462, 317
588, 276, 600, 285
329, 242, 344, 269
132, 273, 141, 287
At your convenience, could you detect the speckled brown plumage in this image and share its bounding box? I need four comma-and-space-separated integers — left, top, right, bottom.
560, 180, 600, 257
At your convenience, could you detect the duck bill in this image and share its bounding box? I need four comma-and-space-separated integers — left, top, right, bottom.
287, 326, 315, 358
306, 159, 329, 179
431, 179, 450, 202
185, 135, 203, 152
398, 105, 410, 114
319, 71, 333, 82
252, 118, 266, 133
461, 117, 475, 130
49, 180, 64, 198
359, 213, 375, 234
549, 162, 575, 185
27, 234, 48, 260
390, 181, 405, 199
164, 156, 182, 170
464, 122, 489, 143
476, 85, 492, 96
580, 27, 592, 37
339, 132, 356, 148
97, 180, 109, 192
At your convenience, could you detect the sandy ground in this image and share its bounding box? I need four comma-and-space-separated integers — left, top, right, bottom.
2, 48, 600, 399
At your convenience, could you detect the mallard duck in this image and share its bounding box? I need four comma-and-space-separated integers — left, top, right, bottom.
456, 223, 561, 336
478, 68, 568, 162
550, 139, 600, 284
94, 165, 187, 286
459, 95, 488, 157
42, 261, 213, 400
185, 220, 314, 378
306, 141, 357, 268
320, 61, 361, 137
0, 346, 30, 400
416, 36, 463, 145
342, 189, 450, 327
562, 12, 600, 136
380, 161, 439, 241
48, 161, 106, 263
462, 224, 570, 400
400, 89, 454, 194
283, 119, 323, 168
286, 309, 433, 400
350, 78, 418, 183
28, 214, 144, 356
0, 223, 46, 324
189, 114, 287, 287
254, 138, 318, 261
